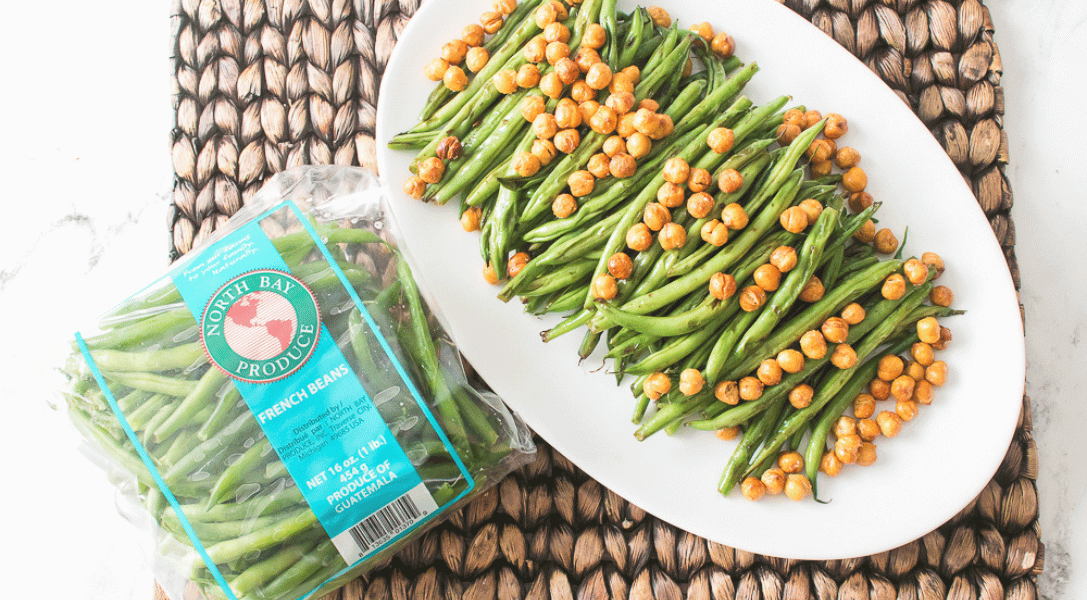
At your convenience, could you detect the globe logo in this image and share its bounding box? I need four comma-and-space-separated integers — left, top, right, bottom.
223, 291, 299, 361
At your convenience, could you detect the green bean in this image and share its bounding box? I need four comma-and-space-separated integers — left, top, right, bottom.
206, 437, 273, 508
103, 371, 198, 398
152, 367, 230, 443
717, 394, 786, 495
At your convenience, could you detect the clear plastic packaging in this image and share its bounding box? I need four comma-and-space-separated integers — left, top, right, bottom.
60, 166, 535, 600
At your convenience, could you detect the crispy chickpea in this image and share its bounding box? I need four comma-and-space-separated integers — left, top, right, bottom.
565, 81, 592, 104
554, 57, 580, 84
689, 21, 713, 43
658, 222, 687, 250
789, 383, 814, 409
877, 355, 905, 382
876, 411, 902, 437
483, 262, 499, 284
798, 198, 823, 223
582, 23, 606, 50
718, 204, 748, 231
643, 202, 671, 231
493, 0, 516, 14
605, 92, 636, 115
740, 477, 766, 501
782, 108, 804, 128
708, 272, 737, 301
739, 376, 764, 401
620, 65, 641, 83
507, 252, 530, 278
444, 65, 468, 91
769, 246, 797, 272
835, 146, 860, 169
809, 160, 833, 178
532, 112, 558, 139
896, 399, 919, 422
603, 135, 626, 157
931, 285, 954, 307
425, 57, 450, 81
806, 138, 834, 163
552, 193, 577, 218
757, 359, 783, 386
637, 99, 659, 113
585, 62, 613, 90
820, 452, 844, 476
798, 276, 825, 302
715, 380, 739, 405
710, 32, 735, 58
553, 129, 581, 154
683, 168, 711, 194
779, 206, 809, 233
934, 326, 953, 351
856, 418, 880, 442
853, 393, 876, 419
591, 273, 618, 301
535, 2, 558, 27
531, 138, 557, 166
578, 100, 600, 124
905, 360, 926, 381
761, 468, 785, 495
588, 105, 618, 134
462, 23, 486, 46
848, 191, 874, 213
516, 63, 541, 88
465, 46, 489, 72
717, 168, 744, 194
679, 368, 705, 396
902, 258, 928, 286
481, 11, 504, 34
701, 220, 729, 246
869, 378, 890, 401
511, 151, 541, 177
631, 108, 656, 136
831, 344, 858, 369
855, 442, 877, 467
835, 434, 862, 464
653, 183, 683, 210
921, 252, 945, 278
545, 41, 570, 65
913, 380, 935, 405
776, 123, 801, 145
800, 330, 827, 359
662, 157, 690, 185
543, 22, 570, 44
606, 252, 634, 280
911, 342, 935, 366
776, 349, 805, 374
926, 361, 948, 386
587, 152, 611, 179
441, 39, 468, 65
539, 71, 564, 98
626, 132, 652, 159
778, 451, 804, 474
707, 127, 735, 154
824, 113, 849, 139
418, 156, 446, 184
874, 229, 899, 254
854, 219, 876, 243
917, 317, 940, 344
882, 272, 907, 300
715, 426, 741, 441
821, 317, 849, 344
567, 170, 595, 197
436, 136, 463, 161
626, 222, 653, 251
643, 372, 671, 400
403, 175, 426, 199
521, 95, 546, 122
891, 375, 916, 403
609, 153, 637, 178
840, 302, 866, 325
686, 192, 715, 219
493, 68, 518, 94
615, 112, 637, 138
801, 110, 823, 129
842, 166, 868, 192
834, 416, 857, 438
647, 6, 671, 27
461, 206, 482, 232
652, 112, 674, 140
754, 264, 782, 292
739, 285, 767, 312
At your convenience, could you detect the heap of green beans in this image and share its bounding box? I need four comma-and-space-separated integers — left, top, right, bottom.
62, 218, 529, 600
389, 0, 960, 501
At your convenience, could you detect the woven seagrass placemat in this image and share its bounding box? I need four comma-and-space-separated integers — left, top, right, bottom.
165, 0, 1041, 598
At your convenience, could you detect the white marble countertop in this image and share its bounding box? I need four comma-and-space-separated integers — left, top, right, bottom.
0, 0, 1082, 598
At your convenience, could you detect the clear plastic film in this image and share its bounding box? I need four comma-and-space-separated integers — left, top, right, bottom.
60, 166, 535, 600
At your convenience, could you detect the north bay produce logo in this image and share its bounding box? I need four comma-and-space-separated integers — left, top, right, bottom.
202, 269, 320, 383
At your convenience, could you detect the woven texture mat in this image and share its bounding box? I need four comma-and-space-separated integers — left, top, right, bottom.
165, 0, 1040, 598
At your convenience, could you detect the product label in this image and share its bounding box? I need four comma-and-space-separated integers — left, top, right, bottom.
162, 204, 465, 563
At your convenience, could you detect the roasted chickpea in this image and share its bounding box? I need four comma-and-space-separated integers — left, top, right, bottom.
896, 399, 919, 422
608, 153, 636, 179
821, 317, 849, 344
876, 411, 902, 437
719, 203, 749, 230
587, 152, 611, 179
425, 57, 450, 81
769, 245, 797, 272
831, 344, 858, 369
840, 302, 866, 325
418, 156, 446, 184
444, 65, 468, 91
917, 317, 940, 344
662, 157, 690, 184
800, 329, 827, 359
926, 361, 948, 386
552, 193, 577, 218
578, 99, 600, 124
899, 259, 927, 287
798, 198, 823, 223
710, 32, 735, 58
835, 146, 861, 169
854, 219, 876, 243
757, 359, 783, 386
834, 416, 858, 438
873, 229, 900, 255
754, 264, 782, 292
581, 23, 606, 49
689, 21, 713, 43
658, 222, 687, 250
516, 63, 540, 88
891, 375, 916, 403
480, 11, 504, 34
798, 276, 825, 302
869, 378, 890, 401
567, 170, 595, 197
588, 105, 618, 134
441, 39, 468, 65
778, 451, 804, 474
601, 253, 632, 281
715, 380, 739, 405
543, 22, 570, 44
626, 222, 653, 251
911, 342, 935, 366
776, 349, 805, 374
715, 426, 741, 441
707, 127, 735, 154
532, 112, 558, 139
679, 368, 705, 396
643, 202, 671, 231
615, 112, 637, 138
922, 252, 945, 278
461, 206, 482, 232
806, 138, 834, 163
801, 110, 822, 129
809, 160, 833, 178
779, 206, 809, 233
717, 168, 744, 194
531, 138, 557, 166
848, 191, 873, 213
686, 192, 715, 219
934, 326, 952, 351
789, 383, 814, 409
931, 285, 954, 307
857, 418, 880, 442
493, 0, 516, 14
820, 452, 844, 476
464, 46, 489, 72
776, 123, 801, 145
904, 360, 926, 381
913, 380, 935, 405
647, 6, 671, 27
626, 132, 652, 158
507, 252, 530, 278
585, 62, 613, 90
534, 2, 558, 27
835, 434, 861, 464
653, 183, 683, 210
591, 273, 617, 300
853, 393, 876, 419
483, 261, 499, 284
686, 168, 712, 193
632, 108, 656, 136
511, 151, 541, 177
403, 175, 426, 199
854, 442, 877, 467
637, 98, 659, 112
545, 41, 570, 65
761, 468, 785, 495
739, 285, 767, 312
824, 113, 849, 139
521, 95, 546, 122
554, 57, 580, 84
842, 166, 868, 193
740, 477, 766, 501
605, 92, 636, 115
602, 135, 626, 158
462, 23, 486, 46
782, 108, 804, 128
643, 372, 671, 400
877, 355, 905, 382
436, 136, 463, 161
739, 376, 764, 401
621, 65, 641, 84
882, 273, 907, 300
708, 272, 737, 301
553, 129, 581, 154
539, 71, 564, 98
493, 68, 518, 94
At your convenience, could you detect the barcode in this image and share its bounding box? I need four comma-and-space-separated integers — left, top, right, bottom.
347, 494, 423, 552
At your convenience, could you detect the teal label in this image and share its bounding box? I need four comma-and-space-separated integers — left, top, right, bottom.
169, 212, 442, 562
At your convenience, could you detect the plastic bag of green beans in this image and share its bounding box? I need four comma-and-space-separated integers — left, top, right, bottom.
61, 166, 536, 600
